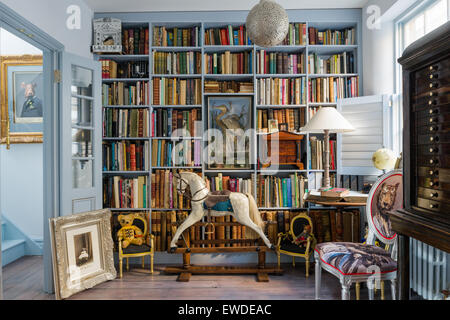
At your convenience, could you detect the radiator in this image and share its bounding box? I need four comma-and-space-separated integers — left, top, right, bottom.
410, 239, 449, 300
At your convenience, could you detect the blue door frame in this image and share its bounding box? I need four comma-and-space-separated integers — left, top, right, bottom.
0, 2, 64, 295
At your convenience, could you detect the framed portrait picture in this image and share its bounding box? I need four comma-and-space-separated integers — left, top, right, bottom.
49, 209, 117, 300
268, 119, 279, 133
206, 96, 253, 170
0, 55, 43, 144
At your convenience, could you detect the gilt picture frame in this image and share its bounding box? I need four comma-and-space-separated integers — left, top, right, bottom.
0, 55, 43, 144
49, 209, 116, 300
206, 96, 253, 170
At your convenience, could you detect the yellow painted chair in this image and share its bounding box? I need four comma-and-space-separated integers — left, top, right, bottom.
277, 212, 316, 277
118, 215, 154, 278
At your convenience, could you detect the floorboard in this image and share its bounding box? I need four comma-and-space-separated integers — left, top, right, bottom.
2, 256, 394, 300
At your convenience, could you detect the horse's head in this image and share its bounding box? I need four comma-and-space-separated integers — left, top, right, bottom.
174, 171, 190, 196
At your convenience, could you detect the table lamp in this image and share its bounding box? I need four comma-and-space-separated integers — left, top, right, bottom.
302, 107, 355, 191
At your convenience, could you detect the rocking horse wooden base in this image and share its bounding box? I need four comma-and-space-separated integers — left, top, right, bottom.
164, 246, 283, 282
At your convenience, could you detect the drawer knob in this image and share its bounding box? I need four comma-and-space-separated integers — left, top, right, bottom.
429, 109, 438, 114
430, 192, 439, 198
429, 92, 437, 97
429, 136, 439, 142
429, 65, 438, 71
428, 100, 437, 105
429, 74, 439, 79
430, 83, 439, 88
430, 181, 439, 187
429, 159, 439, 165
429, 170, 439, 176
430, 147, 439, 153
430, 126, 438, 132
430, 204, 439, 209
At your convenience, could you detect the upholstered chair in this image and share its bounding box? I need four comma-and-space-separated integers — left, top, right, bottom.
277, 212, 316, 277
314, 170, 402, 300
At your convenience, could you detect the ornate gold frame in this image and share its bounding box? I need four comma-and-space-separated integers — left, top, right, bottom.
0, 55, 43, 146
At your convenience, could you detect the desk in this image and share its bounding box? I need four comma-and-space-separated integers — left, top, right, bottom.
305, 191, 368, 243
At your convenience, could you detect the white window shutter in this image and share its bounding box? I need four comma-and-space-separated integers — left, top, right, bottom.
337, 95, 392, 176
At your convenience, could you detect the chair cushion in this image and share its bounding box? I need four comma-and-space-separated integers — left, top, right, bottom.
122, 244, 151, 255
315, 242, 397, 276
279, 239, 307, 254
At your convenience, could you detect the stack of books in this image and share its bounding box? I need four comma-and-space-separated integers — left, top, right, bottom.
103, 108, 150, 138
257, 78, 307, 105
152, 26, 200, 47
257, 173, 307, 208
257, 108, 306, 133
308, 76, 359, 103
280, 23, 308, 45
122, 27, 149, 54
308, 27, 356, 45
103, 176, 149, 209
151, 170, 195, 209
204, 51, 253, 74
153, 51, 202, 74
151, 108, 202, 138
152, 77, 202, 105
151, 139, 202, 167
256, 51, 305, 74
102, 81, 150, 106
100, 60, 149, 79
204, 25, 251, 46
204, 80, 253, 93
308, 52, 355, 74
103, 141, 150, 171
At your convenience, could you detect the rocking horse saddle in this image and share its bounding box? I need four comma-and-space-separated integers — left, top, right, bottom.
203, 190, 233, 211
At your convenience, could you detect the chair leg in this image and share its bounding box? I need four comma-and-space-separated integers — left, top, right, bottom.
292, 256, 295, 267
340, 278, 351, 300
126, 258, 129, 271
119, 259, 123, 279
367, 279, 375, 300
305, 258, 309, 278
315, 257, 321, 300
142, 257, 145, 269
381, 281, 385, 300
355, 282, 360, 300
150, 254, 154, 274
277, 252, 280, 269
391, 279, 397, 300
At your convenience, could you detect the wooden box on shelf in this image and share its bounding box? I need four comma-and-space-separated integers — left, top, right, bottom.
261, 131, 304, 170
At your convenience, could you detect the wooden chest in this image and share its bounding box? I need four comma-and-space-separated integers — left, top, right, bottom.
261, 131, 304, 170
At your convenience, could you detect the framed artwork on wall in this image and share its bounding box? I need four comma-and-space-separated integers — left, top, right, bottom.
49, 209, 116, 300
206, 95, 253, 170
0, 55, 43, 145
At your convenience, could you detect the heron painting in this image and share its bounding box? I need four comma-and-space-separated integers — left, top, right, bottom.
207, 96, 252, 170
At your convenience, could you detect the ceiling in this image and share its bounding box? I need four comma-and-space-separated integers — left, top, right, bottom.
84, 0, 370, 13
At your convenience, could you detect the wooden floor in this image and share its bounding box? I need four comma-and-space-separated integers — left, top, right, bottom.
2, 256, 393, 300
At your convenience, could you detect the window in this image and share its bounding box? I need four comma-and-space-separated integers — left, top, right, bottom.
394, 0, 450, 155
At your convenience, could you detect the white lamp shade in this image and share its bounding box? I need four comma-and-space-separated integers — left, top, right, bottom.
302, 107, 355, 133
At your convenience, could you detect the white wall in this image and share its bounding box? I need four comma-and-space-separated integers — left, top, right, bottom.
0, 0, 93, 58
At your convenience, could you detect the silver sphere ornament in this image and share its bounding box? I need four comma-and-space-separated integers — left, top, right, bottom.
246, 0, 289, 47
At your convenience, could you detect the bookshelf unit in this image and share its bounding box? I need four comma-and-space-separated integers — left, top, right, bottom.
95, 9, 363, 260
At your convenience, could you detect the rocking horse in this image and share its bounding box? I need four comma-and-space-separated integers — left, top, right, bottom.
169, 171, 276, 252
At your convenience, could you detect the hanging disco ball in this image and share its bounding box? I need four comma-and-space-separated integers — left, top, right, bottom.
246, 0, 289, 47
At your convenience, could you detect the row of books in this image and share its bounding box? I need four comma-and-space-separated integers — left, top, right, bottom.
257, 108, 306, 133
257, 173, 307, 209
153, 51, 202, 75
204, 80, 253, 94
308, 76, 359, 103
151, 139, 202, 167
151, 108, 202, 138
122, 27, 149, 55
103, 176, 149, 209
204, 25, 251, 46
205, 173, 255, 195
103, 141, 150, 172
309, 136, 337, 170
308, 52, 356, 75
102, 81, 150, 106
100, 60, 149, 79
151, 170, 193, 209
280, 23, 308, 46
204, 51, 253, 75
152, 26, 200, 47
309, 209, 361, 243
103, 108, 150, 138
256, 51, 305, 75
152, 78, 202, 105
308, 27, 356, 45
256, 78, 307, 105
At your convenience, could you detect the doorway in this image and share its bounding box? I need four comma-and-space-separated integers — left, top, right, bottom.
0, 2, 63, 298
